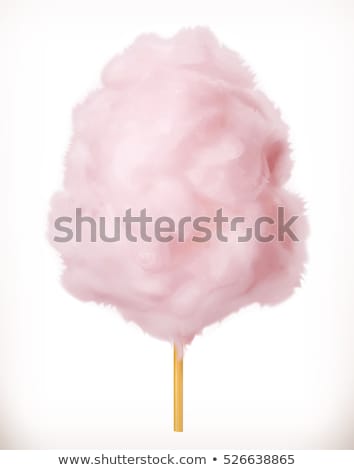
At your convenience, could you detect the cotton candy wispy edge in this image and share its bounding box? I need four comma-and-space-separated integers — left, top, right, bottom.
48, 27, 308, 350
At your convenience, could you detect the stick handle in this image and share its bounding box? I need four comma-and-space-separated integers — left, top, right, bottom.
173, 344, 183, 432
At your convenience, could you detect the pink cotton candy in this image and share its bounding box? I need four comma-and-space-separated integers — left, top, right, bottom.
48, 27, 307, 349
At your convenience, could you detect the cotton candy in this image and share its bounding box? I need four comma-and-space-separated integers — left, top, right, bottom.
48, 27, 307, 349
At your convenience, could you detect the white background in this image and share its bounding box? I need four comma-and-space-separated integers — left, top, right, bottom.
0, 0, 354, 449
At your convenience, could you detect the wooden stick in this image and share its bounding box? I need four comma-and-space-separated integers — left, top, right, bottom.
173, 344, 183, 432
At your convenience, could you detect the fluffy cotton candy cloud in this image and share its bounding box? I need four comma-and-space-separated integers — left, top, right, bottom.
48, 27, 307, 349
